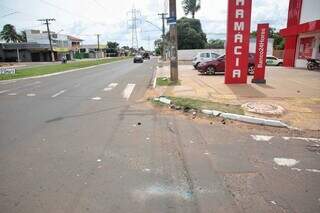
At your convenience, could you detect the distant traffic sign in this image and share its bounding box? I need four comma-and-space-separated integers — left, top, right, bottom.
167, 16, 176, 25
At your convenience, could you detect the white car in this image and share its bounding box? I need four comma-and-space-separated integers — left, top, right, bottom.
192, 52, 220, 69
266, 56, 283, 66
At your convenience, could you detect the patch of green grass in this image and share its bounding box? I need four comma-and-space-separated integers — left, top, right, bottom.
166, 96, 244, 114
0, 57, 130, 81
156, 77, 180, 86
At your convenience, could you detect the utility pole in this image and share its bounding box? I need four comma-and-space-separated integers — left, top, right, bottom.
96, 34, 100, 50
96, 34, 101, 58
38, 18, 56, 62
158, 12, 168, 60
169, 0, 178, 82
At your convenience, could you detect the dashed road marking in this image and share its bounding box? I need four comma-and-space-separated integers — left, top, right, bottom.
122, 83, 135, 100
51, 90, 66, 98
103, 83, 118, 91
27, 93, 36, 97
8, 93, 17, 96
91, 97, 102, 100
251, 135, 273, 141
306, 169, 320, 173
273, 158, 299, 167
0, 89, 9, 94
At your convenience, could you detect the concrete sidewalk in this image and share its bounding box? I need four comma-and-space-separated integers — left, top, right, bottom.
155, 65, 320, 130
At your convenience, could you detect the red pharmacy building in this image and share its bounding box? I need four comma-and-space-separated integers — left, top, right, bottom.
280, 0, 320, 68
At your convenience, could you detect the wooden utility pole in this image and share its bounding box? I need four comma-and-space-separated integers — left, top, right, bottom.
158, 13, 168, 60
169, 0, 178, 82
38, 18, 56, 62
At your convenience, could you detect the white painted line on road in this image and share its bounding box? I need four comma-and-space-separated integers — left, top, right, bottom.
8, 93, 17, 96
27, 93, 36, 97
103, 83, 118, 91
273, 158, 299, 167
122, 83, 135, 100
0, 80, 16, 85
91, 97, 102, 100
0, 89, 9, 94
51, 90, 66, 98
251, 135, 273, 141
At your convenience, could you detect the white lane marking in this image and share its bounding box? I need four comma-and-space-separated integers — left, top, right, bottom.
0, 89, 9, 94
108, 83, 118, 88
8, 93, 17, 96
0, 80, 16, 85
291, 168, 302, 172
306, 169, 320, 173
251, 135, 273, 141
103, 83, 118, 91
122, 83, 135, 100
27, 93, 36, 97
51, 90, 66, 98
91, 97, 102, 100
283, 136, 320, 143
273, 158, 299, 167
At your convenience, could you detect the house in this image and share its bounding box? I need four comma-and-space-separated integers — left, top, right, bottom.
79, 44, 106, 58
280, 0, 320, 68
0, 29, 83, 62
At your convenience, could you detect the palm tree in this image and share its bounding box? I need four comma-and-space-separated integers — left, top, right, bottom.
182, 0, 201, 19
18, 31, 27, 42
0, 24, 20, 43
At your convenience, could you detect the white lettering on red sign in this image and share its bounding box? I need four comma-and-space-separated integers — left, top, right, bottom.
257, 28, 266, 68
232, 0, 247, 79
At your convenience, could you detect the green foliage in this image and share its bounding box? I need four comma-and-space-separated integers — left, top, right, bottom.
106, 42, 119, 55
207, 39, 225, 49
0, 24, 19, 43
173, 17, 207, 50
156, 77, 180, 86
182, 0, 201, 18
154, 39, 163, 56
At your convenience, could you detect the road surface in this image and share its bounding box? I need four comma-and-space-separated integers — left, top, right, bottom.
0, 58, 319, 213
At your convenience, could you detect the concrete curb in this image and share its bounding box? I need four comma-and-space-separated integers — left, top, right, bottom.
202, 109, 288, 128
153, 97, 289, 128
0, 58, 130, 83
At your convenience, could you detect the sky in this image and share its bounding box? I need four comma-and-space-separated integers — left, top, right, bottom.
0, 0, 289, 50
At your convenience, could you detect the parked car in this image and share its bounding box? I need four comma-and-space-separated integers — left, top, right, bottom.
192, 52, 220, 69
266, 55, 283, 66
133, 55, 143, 63
196, 53, 256, 75
142, 52, 150, 60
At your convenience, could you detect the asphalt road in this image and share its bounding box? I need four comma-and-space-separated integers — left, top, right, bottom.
0, 58, 319, 213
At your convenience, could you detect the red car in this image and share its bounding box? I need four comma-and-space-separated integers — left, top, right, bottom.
196, 53, 256, 75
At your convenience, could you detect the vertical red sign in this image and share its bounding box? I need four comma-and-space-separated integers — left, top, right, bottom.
252, 23, 269, 84
225, 0, 252, 84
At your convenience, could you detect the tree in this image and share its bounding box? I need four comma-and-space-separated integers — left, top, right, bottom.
182, 0, 201, 18
154, 39, 163, 55
251, 27, 284, 50
207, 39, 225, 49
0, 24, 19, 43
18, 31, 27, 42
168, 17, 207, 49
106, 41, 119, 56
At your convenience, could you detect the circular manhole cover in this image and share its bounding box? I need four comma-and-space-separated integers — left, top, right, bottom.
242, 102, 285, 115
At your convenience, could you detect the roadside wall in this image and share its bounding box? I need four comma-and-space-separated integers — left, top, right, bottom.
178, 38, 274, 61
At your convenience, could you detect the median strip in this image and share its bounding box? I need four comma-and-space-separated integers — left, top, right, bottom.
0, 57, 131, 81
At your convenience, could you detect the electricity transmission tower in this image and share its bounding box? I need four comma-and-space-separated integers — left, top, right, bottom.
127, 7, 141, 50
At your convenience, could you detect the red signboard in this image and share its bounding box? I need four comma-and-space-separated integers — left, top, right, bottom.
252, 23, 269, 84
225, 0, 252, 84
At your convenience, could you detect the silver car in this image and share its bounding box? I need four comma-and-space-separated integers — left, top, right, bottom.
192, 52, 220, 69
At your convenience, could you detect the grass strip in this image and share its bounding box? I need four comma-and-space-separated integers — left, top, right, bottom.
0, 57, 130, 80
